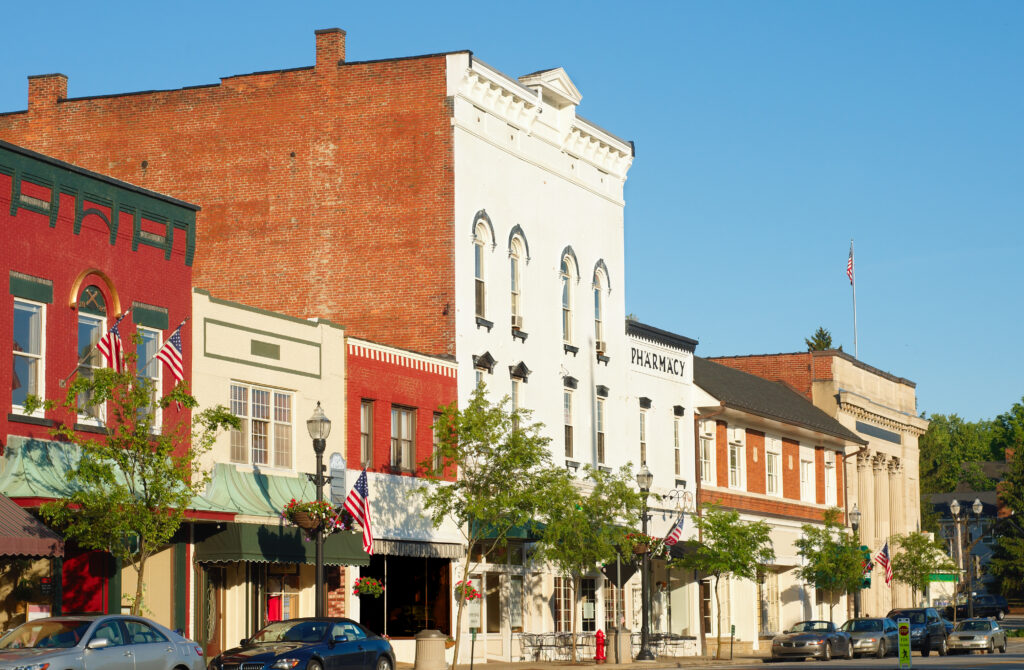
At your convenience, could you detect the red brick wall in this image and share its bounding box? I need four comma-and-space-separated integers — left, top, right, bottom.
814, 446, 825, 504
707, 352, 840, 401
715, 421, 728, 488
326, 566, 348, 617
746, 429, 766, 495
0, 34, 457, 356
698, 490, 829, 524
782, 438, 801, 500
836, 452, 845, 508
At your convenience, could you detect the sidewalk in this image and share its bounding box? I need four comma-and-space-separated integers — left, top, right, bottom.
401, 653, 770, 670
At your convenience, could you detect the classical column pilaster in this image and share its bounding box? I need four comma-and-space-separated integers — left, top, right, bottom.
856, 451, 876, 616
873, 454, 892, 614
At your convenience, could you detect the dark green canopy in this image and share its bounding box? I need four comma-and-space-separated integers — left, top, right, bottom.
194, 524, 369, 566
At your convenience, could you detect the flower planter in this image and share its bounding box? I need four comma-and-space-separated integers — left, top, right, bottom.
632, 543, 649, 555
445, 640, 456, 649
292, 510, 321, 531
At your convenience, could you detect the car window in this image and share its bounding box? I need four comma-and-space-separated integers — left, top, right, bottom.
0, 620, 92, 649
335, 622, 367, 640
124, 620, 167, 644
91, 620, 127, 646
843, 620, 881, 632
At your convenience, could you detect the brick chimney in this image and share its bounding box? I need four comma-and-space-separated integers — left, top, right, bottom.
315, 28, 346, 70
28, 73, 68, 112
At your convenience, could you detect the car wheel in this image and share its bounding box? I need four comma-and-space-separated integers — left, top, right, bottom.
1000, 638, 1008, 654
821, 642, 831, 661
307, 661, 323, 670
938, 636, 948, 656
988, 639, 995, 654
376, 656, 393, 670
844, 640, 854, 660
876, 640, 886, 659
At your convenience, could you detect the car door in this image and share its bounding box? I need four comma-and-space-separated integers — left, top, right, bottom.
123, 618, 176, 670
326, 622, 369, 670
84, 618, 134, 670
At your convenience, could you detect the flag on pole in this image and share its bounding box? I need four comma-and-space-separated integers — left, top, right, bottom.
664, 513, 685, 546
874, 541, 893, 585
97, 311, 130, 373
156, 324, 185, 384
846, 244, 855, 285
345, 469, 374, 555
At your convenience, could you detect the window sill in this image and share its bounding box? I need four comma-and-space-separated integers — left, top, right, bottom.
8, 412, 54, 427
74, 422, 108, 435
563, 344, 579, 356
512, 328, 528, 342
597, 353, 610, 365
476, 317, 494, 332
598, 465, 612, 474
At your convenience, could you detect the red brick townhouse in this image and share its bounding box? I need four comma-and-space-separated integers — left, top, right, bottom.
0, 139, 196, 628
692, 356, 867, 652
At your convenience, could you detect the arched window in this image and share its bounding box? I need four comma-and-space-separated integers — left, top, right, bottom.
593, 269, 606, 351
474, 224, 488, 318
560, 256, 574, 343
510, 238, 523, 327
76, 284, 107, 417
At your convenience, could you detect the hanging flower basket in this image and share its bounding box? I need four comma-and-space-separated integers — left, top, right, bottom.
624, 532, 662, 557
353, 577, 384, 598
445, 637, 456, 649
454, 579, 482, 601
282, 499, 342, 534
633, 543, 650, 555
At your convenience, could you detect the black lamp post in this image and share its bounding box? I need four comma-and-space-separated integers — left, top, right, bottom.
969, 497, 983, 618
306, 401, 332, 618
636, 464, 655, 662
850, 503, 862, 619
950, 498, 963, 620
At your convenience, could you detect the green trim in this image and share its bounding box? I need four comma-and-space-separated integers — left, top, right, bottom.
194, 523, 369, 567
250, 340, 281, 360
109, 555, 121, 614
203, 318, 322, 379
132, 302, 170, 330
205, 292, 343, 330
9, 271, 53, 303
173, 540, 187, 630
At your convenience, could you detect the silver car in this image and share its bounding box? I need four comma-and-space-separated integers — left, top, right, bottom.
0, 615, 206, 670
948, 618, 1008, 654
839, 617, 899, 658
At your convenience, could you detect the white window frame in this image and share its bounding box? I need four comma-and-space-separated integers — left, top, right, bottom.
560, 256, 574, 344
596, 396, 606, 464
800, 458, 815, 503
12, 298, 45, 417
391, 405, 416, 471
432, 412, 443, 472
593, 271, 605, 346
765, 436, 782, 497
673, 416, 681, 476
136, 326, 163, 430
510, 238, 523, 324
229, 382, 294, 469
563, 389, 573, 458
699, 421, 715, 484
76, 310, 106, 425
639, 409, 648, 465
360, 400, 373, 468
824, 450, 837, 506
474, 224, 488, 319
728, 427, 745, 490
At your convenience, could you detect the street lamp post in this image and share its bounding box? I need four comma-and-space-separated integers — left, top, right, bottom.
969, 498, 983, 619
950, 499, 963, 622
306, 401, 332, 618
636, 465, 655, 662
850, 504, 862, 619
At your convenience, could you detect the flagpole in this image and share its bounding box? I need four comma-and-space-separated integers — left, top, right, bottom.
850, 240, 858, 359
143, 317, 190, 370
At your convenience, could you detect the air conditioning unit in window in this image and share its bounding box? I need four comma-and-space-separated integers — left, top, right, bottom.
511, 315, 523, 330
595, 340, 607, 354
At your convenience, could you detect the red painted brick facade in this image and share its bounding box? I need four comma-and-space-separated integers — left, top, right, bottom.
0, 31, 459, 357
746, 429, 766, 495
708, 351, 837, 401
782, 438, 801, 500
699, 490, 831, 524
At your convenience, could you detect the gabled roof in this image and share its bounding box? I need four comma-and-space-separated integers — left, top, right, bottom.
694, 357, 866, 445
518, 67, 582, 108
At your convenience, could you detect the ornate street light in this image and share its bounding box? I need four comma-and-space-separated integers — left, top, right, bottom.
969, 498, 983, 618
849, 504, 862, 618
306, 401, 332, 617
949, 499, 964, 621
635, 464, 655, 662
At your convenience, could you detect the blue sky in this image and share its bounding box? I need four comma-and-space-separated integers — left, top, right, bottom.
3, 2, 1021, 422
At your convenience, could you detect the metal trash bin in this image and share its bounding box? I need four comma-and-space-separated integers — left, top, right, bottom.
612, 627, 632, 664
414, 629, 448, 670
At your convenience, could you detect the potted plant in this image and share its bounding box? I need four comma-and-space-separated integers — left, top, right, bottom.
352, 576, 384, 598
625, 532, 663, 556
453, 579, 482, 601
282, 499, 342, 533
445, 635, 456, 649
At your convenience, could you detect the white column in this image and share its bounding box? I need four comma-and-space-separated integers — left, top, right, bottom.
873, 454, 891, 614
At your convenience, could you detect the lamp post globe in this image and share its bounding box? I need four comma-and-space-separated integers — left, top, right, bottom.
307, 401, 331, 617
635, 465, 655, 662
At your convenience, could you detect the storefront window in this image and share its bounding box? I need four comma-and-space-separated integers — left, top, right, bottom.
485, 574, 501, 633
266, 568, 299, 622
509, 575, 523, 633
359, 555, 452, 637
581, 578, 596, 632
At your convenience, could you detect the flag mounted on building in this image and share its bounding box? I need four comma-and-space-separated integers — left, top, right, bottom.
874, 541, 893, 586
345, 469, 374, 555
664, 513, 685, 546
156, 322, 185, 384
96, 310, 130, 373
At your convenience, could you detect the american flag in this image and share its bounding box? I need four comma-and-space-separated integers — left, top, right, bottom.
874, 541, 893, 585
156, 324, 185, 384
345, 469, 373, 555
846, 244, 855, 285
97, 311, 130, 373
664, 513, 685, 546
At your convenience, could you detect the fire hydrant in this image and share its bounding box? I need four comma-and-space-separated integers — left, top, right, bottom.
594, 629, 606, 664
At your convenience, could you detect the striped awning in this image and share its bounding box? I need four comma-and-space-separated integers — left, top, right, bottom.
0, 494, 63, 557
372, 539, 464, 558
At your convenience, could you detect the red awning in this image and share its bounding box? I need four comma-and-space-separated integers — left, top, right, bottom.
0, 494, 63, 557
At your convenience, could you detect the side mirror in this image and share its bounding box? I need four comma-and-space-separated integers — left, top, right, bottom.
333, 635, 349, 643
87, 638, 111, 650
241, 638, 249, 646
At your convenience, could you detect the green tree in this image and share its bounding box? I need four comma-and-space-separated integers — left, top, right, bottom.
918, 413, 998, 495
27, 342, 236, 615
532, 464, 644, 662
417, 384, 562, 668
889, 532, 956, 606
675, 506, 774, 659
805, 327, 834, 351
793, 507, 863, 621
990, 398, 1024, 597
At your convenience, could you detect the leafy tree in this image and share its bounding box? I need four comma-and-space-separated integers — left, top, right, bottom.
532, 465, 644, 662
675, 505, 774, 659
890, 532, 956, 606
918, 413, 998, 495
805, 327, 834, 351
417, 384, 562, 668
793, 507, 863, 620
990, 399, 1024, 597
26, 341, 236, 615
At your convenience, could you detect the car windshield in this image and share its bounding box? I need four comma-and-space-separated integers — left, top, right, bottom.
842, 620, 882, 633
251, 621, 328, 644
791, 622, 831, 633
955, 621, 992, 632
0, 620, 92, 650
890, 611, 926, 624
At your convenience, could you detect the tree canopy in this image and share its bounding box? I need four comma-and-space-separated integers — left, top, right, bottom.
990, 396, 1024, 598
890, 532, 956, 605
805, 327, 834, 351
794, 508, 863, 620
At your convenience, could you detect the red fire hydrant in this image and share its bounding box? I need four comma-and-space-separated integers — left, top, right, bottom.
595, 629, 606, 664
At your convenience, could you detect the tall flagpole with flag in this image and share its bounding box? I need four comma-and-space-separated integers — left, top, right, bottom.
847, 240, 858, 359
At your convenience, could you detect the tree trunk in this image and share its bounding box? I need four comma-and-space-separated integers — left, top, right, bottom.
133, 547, 147, 616
451, 552, 471, 669
828, 589, 835, 622
571, 575, 579, 662
714, 575, 722, 660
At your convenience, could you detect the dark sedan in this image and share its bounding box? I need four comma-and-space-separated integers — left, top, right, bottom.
943, 594, 1011, 621
768, 620, 853, 662
207, 618, 394, 670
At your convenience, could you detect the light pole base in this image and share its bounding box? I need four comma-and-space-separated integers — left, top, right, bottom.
636, 648, 656, 662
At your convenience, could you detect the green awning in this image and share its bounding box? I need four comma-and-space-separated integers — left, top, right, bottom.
191, 463, 315, 516
471, 520, 546, 541
0, 436, 82, 499
194, 523, 369, 566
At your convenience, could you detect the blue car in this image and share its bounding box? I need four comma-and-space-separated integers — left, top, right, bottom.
208, 618, 394, 670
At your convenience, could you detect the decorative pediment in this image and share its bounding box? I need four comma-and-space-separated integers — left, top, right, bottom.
518, 67, 582, 109
509, 361, 531, 381
473, 351, 496, 374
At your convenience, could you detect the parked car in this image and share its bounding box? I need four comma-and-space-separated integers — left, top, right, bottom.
940, 616, 955, 636
948, 618, 1008, 654
943, 593, 1011, 621
207, 618, 394, 670
839, 617, 899, 658
886, 607, 949, 656
0, 614, 206, 670
767, 620, 853, 662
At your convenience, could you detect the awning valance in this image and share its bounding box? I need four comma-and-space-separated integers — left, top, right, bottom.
194, 524, 369, 566
0, 494, 63, 557
373, 539, 464, 559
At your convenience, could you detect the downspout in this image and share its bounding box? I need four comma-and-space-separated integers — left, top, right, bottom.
693, 401, 726, 658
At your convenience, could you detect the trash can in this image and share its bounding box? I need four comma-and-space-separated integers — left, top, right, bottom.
414, 629, 448, 670
613, 627, 632, 664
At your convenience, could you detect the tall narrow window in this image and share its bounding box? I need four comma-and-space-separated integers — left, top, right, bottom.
728, 428, 745, 489
699, 422, 714, 483
800, 459, 814, 502
673, 417, 681, 475
273, 392, 293, 468
554, 576, 572, 632
593, 271, 605, 350
603, 579, 621, 632
596, 397, 606, 464
560, 257, 573, 343
76, 285, 106, 417
136, 327, 161, 426
474, 225, 487, 318
391, 406, 415, 470
766, 437, 782, 497
639, 410, 647, 465
230, 385, 248, 463
563, 390, 573, 458
510, 238, 522, 327
13, 299, 44, 412
824, 451, 837, 506
360, 400, 373, 467
229, 383, 294, 468
432, 412, 443, 472
581, 578, 597, 632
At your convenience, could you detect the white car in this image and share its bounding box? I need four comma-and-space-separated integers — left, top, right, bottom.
947, 618, 1008, 654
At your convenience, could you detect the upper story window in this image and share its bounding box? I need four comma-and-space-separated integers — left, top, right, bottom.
474, 224, 488, 318
560, 256, 574, 344
728, 426, 745, 490
432, 412, 443, 472
639, 409, 648, 465
596, 397, 606, 464
230, 383, 293, 469
13, 299, 45, 413
673, 416, 681, 476
563, 389, 573, 458
699, 421, 715, 483
136, 327, 161, 427
824, 450, 837, 506
593, 272, 605, 350
360, 400, 374, 468
766, 436, 782, 497
391, 406, 415, 471
800, 458, 815, 502
76, 285, 107, 418
510, 238, 523, 327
